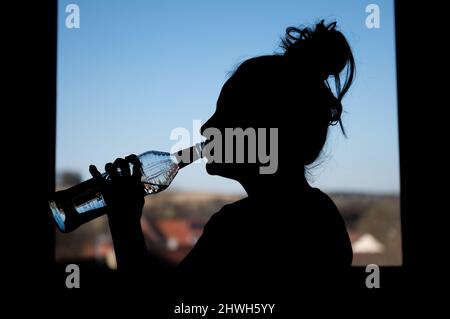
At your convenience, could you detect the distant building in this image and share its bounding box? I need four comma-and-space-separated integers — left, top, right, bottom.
352, 233, 385, 254
57, 171, 82, 188
144, 218, 207, 263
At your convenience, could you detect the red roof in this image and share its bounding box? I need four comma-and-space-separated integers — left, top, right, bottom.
156, 219, 194, 248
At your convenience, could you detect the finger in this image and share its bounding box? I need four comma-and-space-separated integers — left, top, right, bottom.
125, 154, 142, 178
115, 158, 130, 177
89, 164, 105, 185
105, 162, 118, 179
89, 165, 101, 179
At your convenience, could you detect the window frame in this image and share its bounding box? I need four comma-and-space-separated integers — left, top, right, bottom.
46, 0, 414, 290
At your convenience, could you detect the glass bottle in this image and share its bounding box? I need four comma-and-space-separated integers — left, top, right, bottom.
49, 143, 204, 232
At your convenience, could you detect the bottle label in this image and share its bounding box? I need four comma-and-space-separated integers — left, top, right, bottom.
74, 193, 106, 214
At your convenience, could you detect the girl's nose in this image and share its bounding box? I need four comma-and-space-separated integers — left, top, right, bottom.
201, 115, 215, 136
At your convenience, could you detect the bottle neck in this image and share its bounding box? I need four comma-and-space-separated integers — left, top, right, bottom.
173, 142, 205, 169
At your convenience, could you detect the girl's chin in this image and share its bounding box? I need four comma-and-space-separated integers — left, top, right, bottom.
205, 163, 218, 175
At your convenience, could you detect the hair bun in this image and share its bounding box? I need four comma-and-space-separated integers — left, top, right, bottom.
281, 20, 355, 135
282, 20, 350, 80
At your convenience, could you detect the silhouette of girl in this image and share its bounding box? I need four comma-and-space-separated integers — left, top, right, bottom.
90, 20, 356, 291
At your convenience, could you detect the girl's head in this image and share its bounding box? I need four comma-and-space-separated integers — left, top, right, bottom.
201, 20, 355, 185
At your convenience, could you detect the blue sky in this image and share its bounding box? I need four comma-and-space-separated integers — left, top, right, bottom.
57, 0, 399, 194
